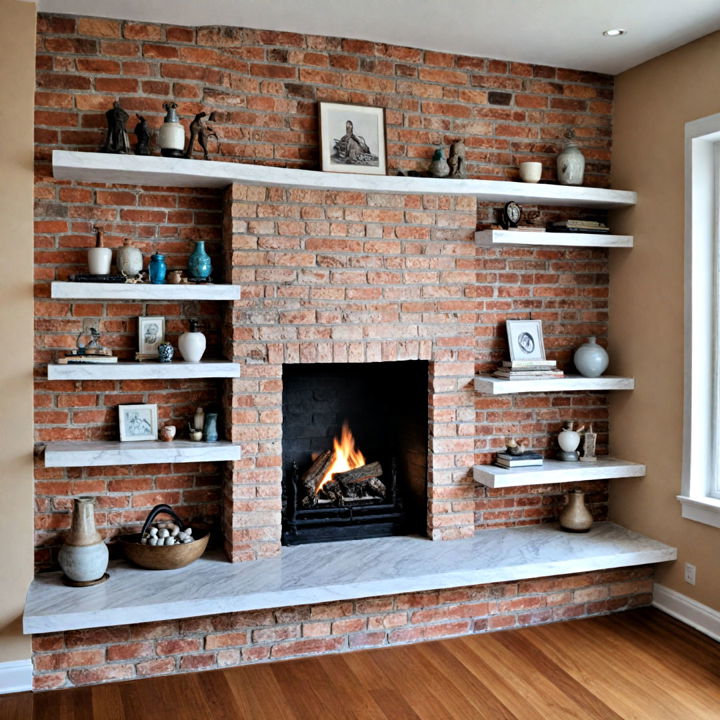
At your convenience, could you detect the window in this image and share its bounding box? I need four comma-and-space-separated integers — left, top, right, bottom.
679, 112, 720, 528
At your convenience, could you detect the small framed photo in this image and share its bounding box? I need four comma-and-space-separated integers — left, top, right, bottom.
138, 317, 165, 355
119, 403, 158, 442
506, 319, 546, 362
320, 102, 386, 175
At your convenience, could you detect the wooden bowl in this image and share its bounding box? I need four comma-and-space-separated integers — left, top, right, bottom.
119, 528, 209, 570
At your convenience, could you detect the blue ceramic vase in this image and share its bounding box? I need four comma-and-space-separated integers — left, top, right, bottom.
149, 252, 167, 284
203, 412, 218, 442
188, 241, 212, 280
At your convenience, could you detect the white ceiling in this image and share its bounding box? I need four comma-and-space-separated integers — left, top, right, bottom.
31, 0, 720, 75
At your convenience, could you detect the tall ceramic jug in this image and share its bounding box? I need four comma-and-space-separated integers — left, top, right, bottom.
58, 497, 109, 584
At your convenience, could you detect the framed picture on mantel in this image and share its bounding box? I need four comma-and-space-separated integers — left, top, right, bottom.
320, 102, 387, 176
506, 319, 546, 362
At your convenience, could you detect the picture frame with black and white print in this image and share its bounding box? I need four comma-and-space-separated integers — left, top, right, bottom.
119, 403, 158, 442
506, 319, 546, 362
319, 102, 387, 175
138, 316, 165, 355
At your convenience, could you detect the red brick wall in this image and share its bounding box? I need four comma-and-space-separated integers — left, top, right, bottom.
33, 13, 615, 567
31, 566, 653, 690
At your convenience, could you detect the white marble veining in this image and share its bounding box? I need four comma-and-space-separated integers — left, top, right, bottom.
475, 374, 635, 395
43, 440, 241, 468
53, 151, 638, 208
475, 229, 634, 248
50, 281, 240, 300
24, 523, 675, 634
474, 458, 646, 488
47, 360, 240, 381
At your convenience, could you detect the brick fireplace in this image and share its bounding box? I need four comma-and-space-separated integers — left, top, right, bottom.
25, 13, 653, 691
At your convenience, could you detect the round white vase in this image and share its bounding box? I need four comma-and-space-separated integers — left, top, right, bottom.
116, 238, 143, 277
178, 320, 206, 363
574, 336, 609, 377
556, 141, 585, 186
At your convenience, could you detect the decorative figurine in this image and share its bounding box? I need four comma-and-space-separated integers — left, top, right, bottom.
428, 146, 450, 178
499, 201, 522, 230
158, 102, 185, 158
505, 437, 528, 456
558, 421, 585, 462
76, 326, 102, 354
185, 111, 218, 160
100, 100, 130, 154
447, 139, 466, 179
580, 424, 597, 462
134, 114, 151, 155
88, 225, 112, 275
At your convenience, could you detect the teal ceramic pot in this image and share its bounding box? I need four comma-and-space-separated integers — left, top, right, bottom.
149, 252, 167, 284
203, 412, 218, 442
188, 240, 212, 280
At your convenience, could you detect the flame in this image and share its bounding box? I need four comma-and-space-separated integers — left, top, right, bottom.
316, 422, 366, 493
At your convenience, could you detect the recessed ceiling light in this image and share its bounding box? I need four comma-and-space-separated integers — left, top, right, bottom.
603, 28, 627, 37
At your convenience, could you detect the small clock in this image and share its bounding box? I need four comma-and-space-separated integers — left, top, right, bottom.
500, 201, 522, 229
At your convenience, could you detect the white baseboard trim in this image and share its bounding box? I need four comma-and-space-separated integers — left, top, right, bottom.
0, 659, 32, 695
653, 583, 720, 642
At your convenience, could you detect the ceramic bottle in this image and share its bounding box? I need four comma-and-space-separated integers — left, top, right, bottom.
158, 102, 185, 158
58, 497, 109, 584
203, 412, 218, 442
116, 238, 143, 278
556, 140, 585, 186
188, 240, 212, 280
149, 252, 167, 284
574, 337, 609, 378
559, 488, 593, 532
88, 226, 112, 275
178, 319, 206, 362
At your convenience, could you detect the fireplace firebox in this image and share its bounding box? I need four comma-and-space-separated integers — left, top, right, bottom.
281, 361, 428, 544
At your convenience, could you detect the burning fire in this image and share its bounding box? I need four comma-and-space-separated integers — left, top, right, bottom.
316, 422, 366, 493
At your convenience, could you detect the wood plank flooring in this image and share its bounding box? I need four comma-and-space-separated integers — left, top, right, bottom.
3, 608, 719, 719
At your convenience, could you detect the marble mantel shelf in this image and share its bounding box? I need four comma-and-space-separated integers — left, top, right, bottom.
52, 151, 637, 208
23, 523, 676, 634
47, 360, 241, 381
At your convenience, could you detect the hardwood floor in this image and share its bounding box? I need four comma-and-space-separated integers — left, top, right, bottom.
3, 608, 719, 719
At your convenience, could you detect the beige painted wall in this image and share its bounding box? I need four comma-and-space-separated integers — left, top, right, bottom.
610, 31, 720, 610
0, 0, 36, 663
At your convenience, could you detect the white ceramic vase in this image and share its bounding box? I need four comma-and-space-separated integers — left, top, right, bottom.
574, 337, 609, 377
178, 320, 206, 363
88, 246, 112, 275
557, 141, 585, 186
116, 238, 143, 277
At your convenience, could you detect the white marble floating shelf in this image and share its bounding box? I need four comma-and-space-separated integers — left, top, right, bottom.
50, 281, 240, 300
47, 360, 240, 381
43, 440, 241, 468
23, 522, 675, 634
475, 374, 635, 395
475, 229, 634, 248
53, 151, 637, 208
474, 458, 646, 488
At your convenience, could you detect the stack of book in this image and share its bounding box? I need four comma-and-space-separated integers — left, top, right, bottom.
546, 219, 610, 234
56, 348, 118, 364
493, 359, 564, 380
495, 451, 543, 469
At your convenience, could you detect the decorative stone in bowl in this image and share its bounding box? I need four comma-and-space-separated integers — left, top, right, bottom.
119, 504, 209, 570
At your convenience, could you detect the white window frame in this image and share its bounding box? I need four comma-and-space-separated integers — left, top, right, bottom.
679, 111, 720, 528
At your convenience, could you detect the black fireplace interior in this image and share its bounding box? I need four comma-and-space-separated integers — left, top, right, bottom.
282, 361, 428, 544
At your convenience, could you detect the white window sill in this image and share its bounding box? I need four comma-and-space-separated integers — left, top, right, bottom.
677, 495, 720, 529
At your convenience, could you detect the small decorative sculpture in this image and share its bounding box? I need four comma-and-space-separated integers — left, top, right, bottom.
101, 100, 130, 154
134, 115, 151, 155
505, 437, 528, 456
428, 146, 450, 178
448, 139, 466, 179
580, 424, 597, 462
185, 111, 218, 160
558, 421, 585, 462
76, 327, 102, 354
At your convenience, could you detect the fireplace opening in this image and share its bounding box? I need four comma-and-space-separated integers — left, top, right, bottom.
281, 361, 428, 544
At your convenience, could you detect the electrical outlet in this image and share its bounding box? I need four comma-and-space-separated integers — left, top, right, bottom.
684, 562, 696, 585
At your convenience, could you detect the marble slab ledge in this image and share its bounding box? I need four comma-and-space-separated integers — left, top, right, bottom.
24, 522, 676, 634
